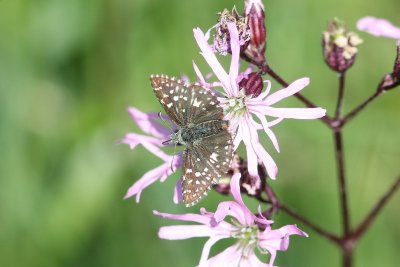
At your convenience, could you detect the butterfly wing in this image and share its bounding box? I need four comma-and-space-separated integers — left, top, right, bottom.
185, 83, 225, 124
150, 75, 224, 126
150, 74, 187, 126
182, 127, 233, 206
151, 74, 233, 206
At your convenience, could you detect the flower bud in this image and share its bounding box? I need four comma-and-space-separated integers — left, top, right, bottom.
213, 155, 266, 197
212, 7, 250, 55
239, 72, 264, 97
378, 41, 400, 91
242, 0, 267, 66
322, 19, 363, 73
393, 41, 400, 79
212, 177, 232, 195
240, 160, 266, 197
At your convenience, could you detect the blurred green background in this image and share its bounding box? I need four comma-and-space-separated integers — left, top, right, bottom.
1, 0, 399, 266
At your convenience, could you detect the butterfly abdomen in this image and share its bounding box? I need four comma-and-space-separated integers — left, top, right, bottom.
180, 120, 229, 144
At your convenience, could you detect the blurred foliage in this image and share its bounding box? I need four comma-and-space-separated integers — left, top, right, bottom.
0, 0, 399, 266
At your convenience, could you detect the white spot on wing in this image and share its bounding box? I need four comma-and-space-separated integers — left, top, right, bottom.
193, 98, 202, 107
210, 153, 218, 161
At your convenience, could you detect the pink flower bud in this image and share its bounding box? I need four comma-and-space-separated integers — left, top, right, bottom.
394, 41, 400, 79
213, 155, 266, 198
378, 42, 400, 91
239, 72, 264, 97
242, 0, 267, 66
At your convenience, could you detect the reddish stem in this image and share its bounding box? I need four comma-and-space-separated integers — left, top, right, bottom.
257, 187, 341, 244
334, 131, 351, 237
335, 73, 346, 119
265, 65, 333, 127
341, 90, 383, 126
280, 204, 341, 244
352, 176, 400, 240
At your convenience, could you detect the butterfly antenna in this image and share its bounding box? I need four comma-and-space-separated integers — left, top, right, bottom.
170, 143, 178, 173
158, 111, 174, 130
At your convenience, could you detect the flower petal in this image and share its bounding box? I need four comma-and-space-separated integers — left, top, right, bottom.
247, 250, 270, 267
158, 225, 215, 240
127, 107, 172, 138
259, 224, 308, 251
357, 16, 400, 39
214, 200, 253, 226
254, 142, 278, 179
173, 177, 183, 204
153, 210, 212, 225
120, 133, 171, 161
266, 117, 284, 127
124, 161, 175, 201
202, 244, 242, 267
230, 172, 272, 225
263, 77, 310, 106
254, 113, 280, 152
193, 28, 232, 95
193, 60, 207, 84
198, 237, 226, 266
257, 205, 274, 226
239, 118, 260, 177
258, 107, 326, 119
227, 22, 240, 95
119, 133, 160, 149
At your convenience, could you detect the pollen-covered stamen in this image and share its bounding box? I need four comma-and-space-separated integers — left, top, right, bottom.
224, 90, 249, 117
230, 218, 260, 257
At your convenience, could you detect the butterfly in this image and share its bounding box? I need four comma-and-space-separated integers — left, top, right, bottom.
150, 74, 233, 207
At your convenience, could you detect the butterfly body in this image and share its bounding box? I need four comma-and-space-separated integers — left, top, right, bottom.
172, 120, 229, 146
150, 74, 233, 207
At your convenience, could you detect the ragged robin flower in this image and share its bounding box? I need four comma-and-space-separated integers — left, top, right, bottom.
154, 174, 307, 267
194, 22, 326, 180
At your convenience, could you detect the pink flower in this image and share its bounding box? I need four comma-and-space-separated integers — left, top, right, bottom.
193, 22, 326, 179
120, 107, 182, 203
154, 174, 307, 267
357, 17, 400, 39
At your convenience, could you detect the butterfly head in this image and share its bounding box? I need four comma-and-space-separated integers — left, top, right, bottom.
168, 129, 186, 146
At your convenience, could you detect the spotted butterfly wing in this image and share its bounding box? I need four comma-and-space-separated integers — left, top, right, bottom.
150, 74, 233, 206
150, 74, 223, 126
182, 130, 232, 205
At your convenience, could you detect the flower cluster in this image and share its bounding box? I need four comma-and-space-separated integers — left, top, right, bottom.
194, 22, 326, 179
154, 174, 307, 267
119, 1, 400, 266
122, 3, 326, 204
119, 1, 328, 265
